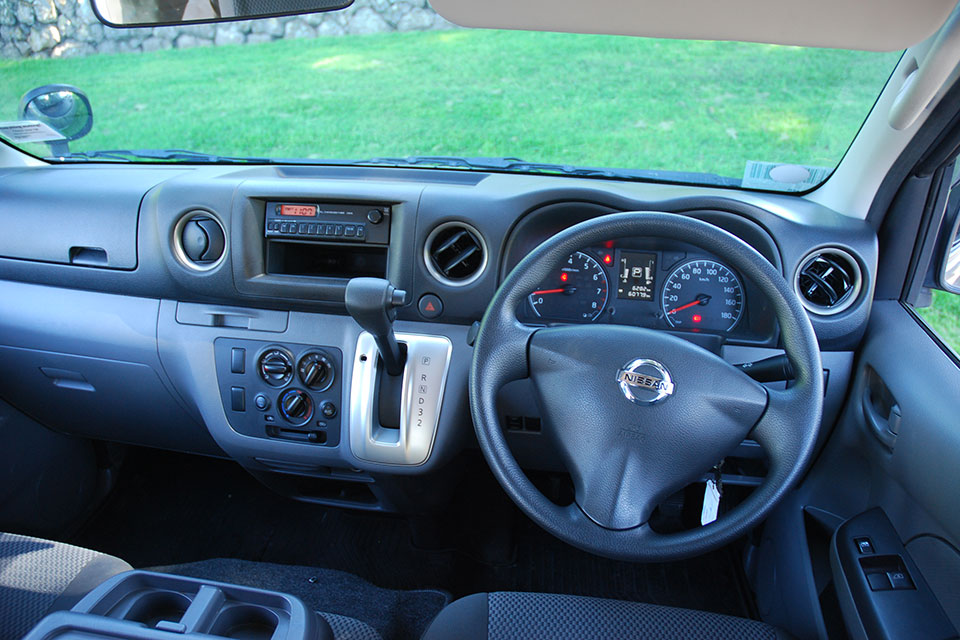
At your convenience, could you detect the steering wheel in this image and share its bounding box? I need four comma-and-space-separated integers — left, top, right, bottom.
469, 213, 823, 562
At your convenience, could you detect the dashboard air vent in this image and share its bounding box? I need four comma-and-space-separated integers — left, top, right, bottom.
424, 222, 487, 286
794, 248, 862, 315
173, 211, 226, 271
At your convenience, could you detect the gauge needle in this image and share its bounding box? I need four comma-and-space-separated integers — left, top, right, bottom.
532, 287, 576, 295
668, 294, 711, 314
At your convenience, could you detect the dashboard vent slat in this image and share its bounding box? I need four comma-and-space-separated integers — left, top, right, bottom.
794, 248, 862, 315
425, 222, 487, 286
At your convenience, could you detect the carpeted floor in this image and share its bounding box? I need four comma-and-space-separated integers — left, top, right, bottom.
71, 448, 757, 638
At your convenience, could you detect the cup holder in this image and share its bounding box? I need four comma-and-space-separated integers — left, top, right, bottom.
209, 605, 280, 640
123, 590, 192, 627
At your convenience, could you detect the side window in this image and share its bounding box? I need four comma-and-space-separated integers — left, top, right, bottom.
912, 164, 960, 354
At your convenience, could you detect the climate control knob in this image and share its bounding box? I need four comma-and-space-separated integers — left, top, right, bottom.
258, 348, 294, 387
298, 352, 335, 391
279, 389, 313, 426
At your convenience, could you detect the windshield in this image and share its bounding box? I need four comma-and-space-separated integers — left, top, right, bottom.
0, 3, 902, 192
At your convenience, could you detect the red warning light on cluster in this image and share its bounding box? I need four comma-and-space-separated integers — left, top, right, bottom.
603, 254, 613, 264
692, 314, 703, 323
560, 273, 569, 282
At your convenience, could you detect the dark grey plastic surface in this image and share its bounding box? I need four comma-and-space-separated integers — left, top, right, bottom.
23, 570, 332, 640
0, 166, 180, 270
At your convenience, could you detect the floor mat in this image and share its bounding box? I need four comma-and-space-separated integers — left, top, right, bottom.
148, 559, 447, 640
72, 449, 757, 630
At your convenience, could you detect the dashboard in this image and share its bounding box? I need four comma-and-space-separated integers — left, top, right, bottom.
0, 162, 876, 510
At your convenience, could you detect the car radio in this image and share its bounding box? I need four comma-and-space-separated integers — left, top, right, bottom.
264, 201, 391, 245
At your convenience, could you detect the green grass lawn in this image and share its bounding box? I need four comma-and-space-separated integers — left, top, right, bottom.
918, 290, 960, 354
1, 30, 900, 178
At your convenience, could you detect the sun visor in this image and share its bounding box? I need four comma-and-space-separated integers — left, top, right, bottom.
428, 0, 957, 51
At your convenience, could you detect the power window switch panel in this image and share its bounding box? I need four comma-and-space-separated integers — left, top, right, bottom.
855, 537, 874, 554
231, 347, 245, 374
867, 573, 892, 591
231, 386, 245, 412
887, 571, 914, 590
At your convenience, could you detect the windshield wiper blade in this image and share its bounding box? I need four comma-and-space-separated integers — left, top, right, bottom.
355, 155, 739, 187
54, 149, 272, 164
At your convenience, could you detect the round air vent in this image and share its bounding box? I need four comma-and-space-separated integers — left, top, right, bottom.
173, 211, 226, 271
794, 247, 862, 315
424, 222, 488, 286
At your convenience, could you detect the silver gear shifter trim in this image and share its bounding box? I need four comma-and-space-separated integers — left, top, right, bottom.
349, 332, 453, 465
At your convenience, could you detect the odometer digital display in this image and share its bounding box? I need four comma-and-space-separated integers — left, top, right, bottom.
661, 259, 744, 332
617, 251, 657, 300
280, 204, 318, 217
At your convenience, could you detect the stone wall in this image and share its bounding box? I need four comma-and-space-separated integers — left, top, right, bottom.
0, 0, 453, 59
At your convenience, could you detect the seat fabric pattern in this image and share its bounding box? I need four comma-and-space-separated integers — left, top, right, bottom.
488, 592, 779, 640
318, 611, 383, 640
0, 533, 124, 640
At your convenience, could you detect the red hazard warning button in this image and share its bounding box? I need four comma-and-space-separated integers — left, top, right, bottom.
418, 294, 443, 319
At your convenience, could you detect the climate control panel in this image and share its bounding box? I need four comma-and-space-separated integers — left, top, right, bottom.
214, 338, 343, 447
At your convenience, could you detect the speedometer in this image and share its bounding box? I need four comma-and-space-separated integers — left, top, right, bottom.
528, 251, 609, 322
661, 259, 743, 332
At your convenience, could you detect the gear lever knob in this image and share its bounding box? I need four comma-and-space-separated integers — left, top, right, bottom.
345, 278, 408, 376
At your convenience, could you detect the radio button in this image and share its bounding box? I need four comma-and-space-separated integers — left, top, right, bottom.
355, 225, 366, 239
298, 223, 308, 234
325, 224, 336, 235
307, 223, 317, 234
344, 224, 356, 237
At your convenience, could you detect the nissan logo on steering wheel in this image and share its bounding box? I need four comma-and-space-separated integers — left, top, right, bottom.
617, 358, 676, 405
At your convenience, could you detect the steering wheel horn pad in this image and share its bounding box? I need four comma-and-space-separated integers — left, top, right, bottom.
469, 212, 823, 562
529, 324, 768, 530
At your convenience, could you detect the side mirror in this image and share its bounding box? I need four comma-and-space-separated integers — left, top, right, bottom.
938, 208, 960, 293
92, 0, 353, 27
19, 85, 93, 156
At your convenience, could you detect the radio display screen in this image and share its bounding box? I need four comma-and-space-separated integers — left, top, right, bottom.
279, 204, 318, 217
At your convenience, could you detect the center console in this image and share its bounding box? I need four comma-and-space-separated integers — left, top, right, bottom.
24, 571, 333, 640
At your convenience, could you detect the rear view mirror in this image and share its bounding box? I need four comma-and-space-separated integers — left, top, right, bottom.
19, 85, 93, 156
92, 0, 354, 27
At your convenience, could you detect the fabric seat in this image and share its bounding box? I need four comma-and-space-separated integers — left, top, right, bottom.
422, 592, 791, 640
0, 532, 132, 640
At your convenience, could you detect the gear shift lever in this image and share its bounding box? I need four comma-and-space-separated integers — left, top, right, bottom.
345, 278, 408, 376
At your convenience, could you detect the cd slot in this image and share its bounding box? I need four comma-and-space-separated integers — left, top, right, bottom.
266, 239, 387, 279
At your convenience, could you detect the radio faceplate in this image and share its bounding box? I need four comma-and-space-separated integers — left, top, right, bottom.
265, 201, 391, 245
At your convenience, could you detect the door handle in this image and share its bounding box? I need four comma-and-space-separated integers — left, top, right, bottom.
862, 366, 901, 450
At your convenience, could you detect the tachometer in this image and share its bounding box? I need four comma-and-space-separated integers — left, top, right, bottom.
662, 259, 743, 332
529, 251, 609, 322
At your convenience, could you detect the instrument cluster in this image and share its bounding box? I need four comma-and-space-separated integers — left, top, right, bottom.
518, 240, 770, 341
